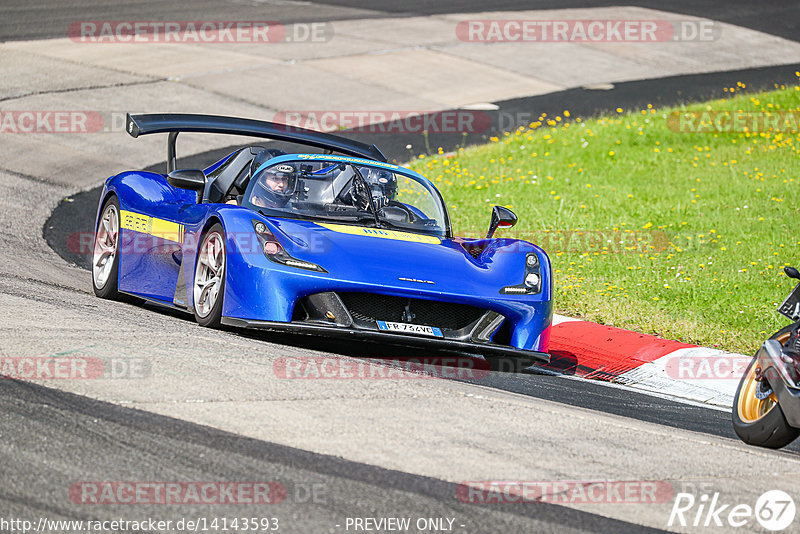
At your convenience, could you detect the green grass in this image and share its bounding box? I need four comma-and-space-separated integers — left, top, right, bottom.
407, 79, 800, 354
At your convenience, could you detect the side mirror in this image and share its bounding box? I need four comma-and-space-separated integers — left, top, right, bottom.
167, 169, 206, 203
486, 205, 517, 238
167, 169, 206, 192
785, 266, 800, 280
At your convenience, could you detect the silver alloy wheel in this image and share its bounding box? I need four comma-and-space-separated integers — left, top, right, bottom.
194, 231, 225, 318
92, 204, 119, 289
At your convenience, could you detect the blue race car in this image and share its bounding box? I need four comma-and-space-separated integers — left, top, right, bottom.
92, 113, 552, 367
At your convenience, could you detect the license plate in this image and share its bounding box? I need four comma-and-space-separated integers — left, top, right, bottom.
778, 283, 800, 320
376, 321, 443, 337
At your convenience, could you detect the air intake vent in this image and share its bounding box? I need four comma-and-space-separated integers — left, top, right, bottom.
462, 243, 486, 259
337, 292, 487, 331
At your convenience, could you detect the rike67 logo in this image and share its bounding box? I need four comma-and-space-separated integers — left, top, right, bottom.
669, 490, 796, 531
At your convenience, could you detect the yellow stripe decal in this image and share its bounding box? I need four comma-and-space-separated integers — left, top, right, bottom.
319, 223, 440, 244
121, 210, 184, 243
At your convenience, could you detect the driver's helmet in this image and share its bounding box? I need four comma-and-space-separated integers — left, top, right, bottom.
366, 168, 398, 201
251, 163, 297, 207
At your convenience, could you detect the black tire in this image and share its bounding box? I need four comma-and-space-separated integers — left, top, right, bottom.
732, 324, 800, 448
92, 196, 122, 299
192, 223, 226, 328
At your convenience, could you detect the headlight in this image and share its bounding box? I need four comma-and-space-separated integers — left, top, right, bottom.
501, 253, 542, 294
252, 220, 327, 272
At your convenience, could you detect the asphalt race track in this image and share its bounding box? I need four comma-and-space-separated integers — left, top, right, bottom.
1, 0, 798, 43
3, 379, 664, 534
3, 2, 800, 533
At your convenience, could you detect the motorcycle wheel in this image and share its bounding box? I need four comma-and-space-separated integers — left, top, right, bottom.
732, 324, 800, 448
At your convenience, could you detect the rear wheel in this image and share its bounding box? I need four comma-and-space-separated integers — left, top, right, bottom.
92, 197, 121, 299
193, 224, 226, 328
732, 325, 800, 448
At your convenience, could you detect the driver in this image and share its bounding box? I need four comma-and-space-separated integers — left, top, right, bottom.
365, 168, 398, 208
250, 163, 297, 208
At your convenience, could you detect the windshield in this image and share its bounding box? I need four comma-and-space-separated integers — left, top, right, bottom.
242, 158, 448, 237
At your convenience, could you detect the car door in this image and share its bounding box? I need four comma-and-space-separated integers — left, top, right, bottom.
116, 172, 197, 303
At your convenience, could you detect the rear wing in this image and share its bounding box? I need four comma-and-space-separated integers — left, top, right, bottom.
126, 113, 387, 172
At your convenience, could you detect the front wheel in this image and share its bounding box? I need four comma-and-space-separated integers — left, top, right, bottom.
193, 224, 226, 328
92, 197, 121, 299
732, 324, 800, 448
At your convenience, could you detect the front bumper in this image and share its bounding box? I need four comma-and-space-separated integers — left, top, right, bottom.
757, 339, 800, 428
